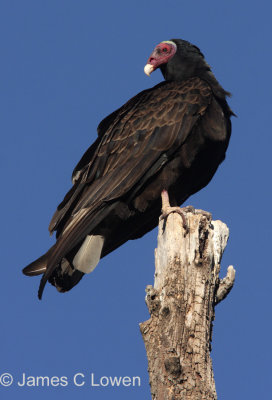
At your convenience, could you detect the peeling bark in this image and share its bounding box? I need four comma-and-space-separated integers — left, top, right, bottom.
140, 210, 235, 400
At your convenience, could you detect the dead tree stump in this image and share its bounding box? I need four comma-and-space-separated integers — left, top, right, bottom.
140, 210, 235, 400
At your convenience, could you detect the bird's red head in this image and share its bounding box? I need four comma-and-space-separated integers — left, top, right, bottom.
144, 41, 177, 76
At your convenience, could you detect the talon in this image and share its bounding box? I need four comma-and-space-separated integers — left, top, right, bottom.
160, 190, 190, 233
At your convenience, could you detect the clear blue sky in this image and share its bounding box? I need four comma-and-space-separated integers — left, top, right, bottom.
1, 1, 271, 399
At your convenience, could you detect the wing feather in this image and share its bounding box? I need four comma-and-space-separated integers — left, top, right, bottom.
40, 78, 212, 298
51, 78, 212, 235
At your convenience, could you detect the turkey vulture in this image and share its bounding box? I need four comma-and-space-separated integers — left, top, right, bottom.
23, 39, 234, 299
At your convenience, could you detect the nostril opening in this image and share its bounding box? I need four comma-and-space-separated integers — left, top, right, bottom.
148, 57, 154, 64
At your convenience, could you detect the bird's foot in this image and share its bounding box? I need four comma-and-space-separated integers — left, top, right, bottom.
160, 206, 190, 234
159, 191, 198, 234
160, 191, 195, 233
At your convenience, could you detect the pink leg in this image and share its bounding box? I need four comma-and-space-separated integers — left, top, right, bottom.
160, 190, 190, 233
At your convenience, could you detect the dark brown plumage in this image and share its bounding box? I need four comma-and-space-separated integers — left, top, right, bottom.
23, 39, 234, 299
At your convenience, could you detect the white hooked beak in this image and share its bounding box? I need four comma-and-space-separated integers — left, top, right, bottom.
144, 64, 154, 76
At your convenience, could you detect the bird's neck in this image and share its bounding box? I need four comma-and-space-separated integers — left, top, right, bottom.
200, 70, 234, 117
161, 60, 233, 116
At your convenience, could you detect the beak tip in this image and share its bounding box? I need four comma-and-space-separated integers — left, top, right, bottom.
144, 64, 154, 77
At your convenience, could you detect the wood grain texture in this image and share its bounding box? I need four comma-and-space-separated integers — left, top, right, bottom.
140, 210, 235, 399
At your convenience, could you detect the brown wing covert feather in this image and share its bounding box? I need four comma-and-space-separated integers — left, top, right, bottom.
40, 78, 213, 298
49, 78, 212, 235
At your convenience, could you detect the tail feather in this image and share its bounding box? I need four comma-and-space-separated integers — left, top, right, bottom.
23, 233, 104, 299
23, 252, 49, 276
23, 245, 86, 300
37, 255, 85, 300
38, 274, 48, 300
48, 258, 84, 293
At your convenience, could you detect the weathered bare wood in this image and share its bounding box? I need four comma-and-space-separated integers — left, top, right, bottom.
215, 265, 235, 305
140, 210, 235, 400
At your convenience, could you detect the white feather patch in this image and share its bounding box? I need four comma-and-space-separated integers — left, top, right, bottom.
161, 40, 177, 49
73, 235, 105, 274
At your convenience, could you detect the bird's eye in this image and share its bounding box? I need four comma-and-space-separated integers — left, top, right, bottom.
162, 47, 168, 53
